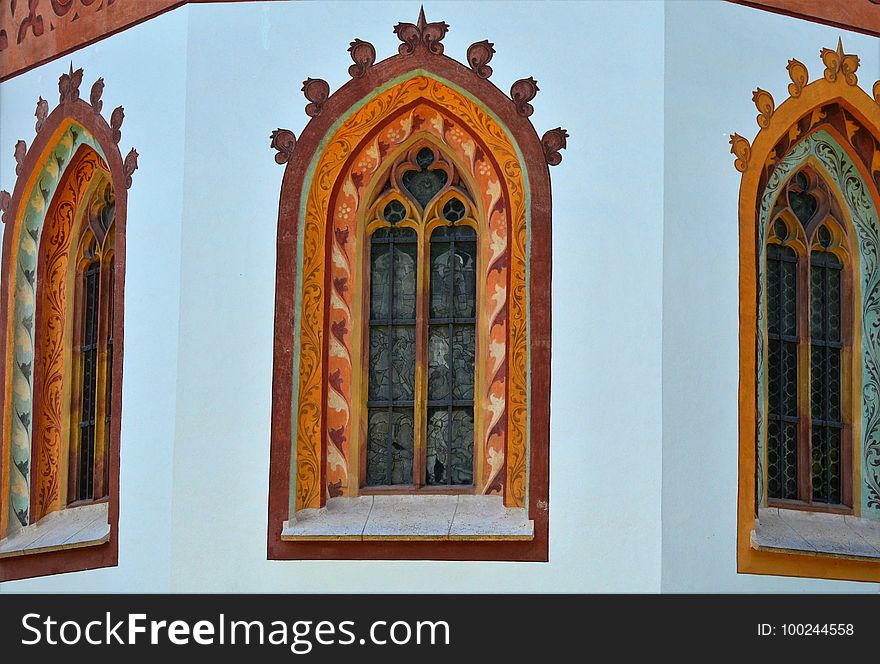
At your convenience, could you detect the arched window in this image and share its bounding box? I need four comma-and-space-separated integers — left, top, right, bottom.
0, 67, 137, 582
68, 183, 116, 505
364, 145, 478, 489
764, 169, 853, 509
733, 41, 880, 582
268, 10, 567, 561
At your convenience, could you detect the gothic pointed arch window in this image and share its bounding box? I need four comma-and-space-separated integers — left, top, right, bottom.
0, 67, 137, 582
268, 11, 567, 561
734, 41, 880, 582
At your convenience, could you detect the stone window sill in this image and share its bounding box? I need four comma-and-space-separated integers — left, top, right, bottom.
281, 495, 534, 541
0, 502, 110, 559
751, 507, 880, 560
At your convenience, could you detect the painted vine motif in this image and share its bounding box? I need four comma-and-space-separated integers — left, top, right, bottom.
5, 124, 106, 535
292, 75, 529, 510
757, 129, 880, 518
33, 147, 106, 521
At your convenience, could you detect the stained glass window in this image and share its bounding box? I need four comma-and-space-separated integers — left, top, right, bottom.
366, 225, 418, 485
764, 169, 853, 510
76, 261, 101, 502
364, 147, 478, 490
427, 222, 476, 486
766, 243, 799, 501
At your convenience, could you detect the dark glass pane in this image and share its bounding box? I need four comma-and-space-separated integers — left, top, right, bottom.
817, 225, 832, 249
450, 408, 474, 485
392, 242, 417, 320
426, 408, 448, 485
425, 407, 474, 486
811, 427, 841, 504
366, 409, 388, 486
443, 197, 466, 223
402, 163, 448, 208
789, 173, 817, 225
391, 326, 416, 401
366, 408, 414, 486
368, 328, 390, 401
366, 226, 417, 486
389, 409, 415, 484
416, 148, 435, 169
773, 219, 788, 241
425, 226, 476, 486
809, 250, 843, 504
370, 242, 391, 321
428, 326, 451, 401
452, 325, 476, 400
383, 199, 406, 224
77, 262, 100, 502
429, 227, 477, 320
766, 244, 799, 501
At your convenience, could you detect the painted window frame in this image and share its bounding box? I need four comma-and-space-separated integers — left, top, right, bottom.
733, 41, 880, 582
0, 67, 137, 582
267, 10, 568, 561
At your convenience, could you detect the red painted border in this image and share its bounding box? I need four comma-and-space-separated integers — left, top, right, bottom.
268, 48, 554, 562
0, 95, 129, 583
727, 0, 880, 38
0, 0, 279, 83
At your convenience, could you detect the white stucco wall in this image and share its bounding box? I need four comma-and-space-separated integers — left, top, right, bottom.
1, 0, 877, 593
662, 0, 880, 592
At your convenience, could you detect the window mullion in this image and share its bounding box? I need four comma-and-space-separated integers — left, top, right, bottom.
413, 225, 428, 487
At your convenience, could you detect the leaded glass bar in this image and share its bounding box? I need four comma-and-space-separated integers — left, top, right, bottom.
366, 225, 418, 485
766, 243, 799, 501
810, 249, 842, 504
426, 221, 476, 486
77, 261, 101, 502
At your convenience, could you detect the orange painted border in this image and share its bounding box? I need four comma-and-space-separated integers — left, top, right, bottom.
735, 51, 880, 583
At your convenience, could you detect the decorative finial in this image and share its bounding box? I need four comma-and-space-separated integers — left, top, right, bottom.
270, 129, 296, 165
541, 128, 569, 166
752, 88, 774, 128
90, 78, 105, 114
394, 7, 449, 55
302, 78, 330, 118
14, 140, 27, 176
348, 39, 376, 78
729, 133, 751, 173
0, 190, 10, 224
510, 77, 539, 117
58, 62, 83, 103
110, 106, 125, 144
467, 40, 495, 79
34, 97, 48, 134
786, 59, 808, 98
821, 38, 859, 85
123, 148, 139, 189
